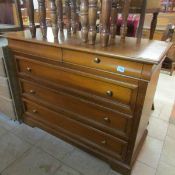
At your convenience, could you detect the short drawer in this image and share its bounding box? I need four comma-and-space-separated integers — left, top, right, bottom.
63, 49, 143, 78
20, 80, 132, 139
23, 100, 128, 160
0, 96, 15, 119
0, 77, 11, 98
16, 57, 138, 108
0, 57, 6, 77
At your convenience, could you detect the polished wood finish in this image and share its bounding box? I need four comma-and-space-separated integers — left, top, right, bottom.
88, 0, 97, 45
38, 0, 47, 38
80, 0, 88, 42
150, 12, 159, 40
57, 0, 64, 32
6, 29, 171, 175
50, 0, 58, 39
100, 0, 112, 47
26, 0, 36, 38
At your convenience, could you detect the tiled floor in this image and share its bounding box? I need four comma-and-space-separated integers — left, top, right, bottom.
0, 72, 174, 175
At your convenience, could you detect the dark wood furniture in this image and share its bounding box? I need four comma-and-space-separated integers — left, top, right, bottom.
0, 0, 23, 32
6, 28, 171, 175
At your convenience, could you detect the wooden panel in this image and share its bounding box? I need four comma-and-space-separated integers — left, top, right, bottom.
0, 77, 11, 98
20, 79, 132, 139
63, 49, 143, 78
8, 40, 62, 61
23, 99, 128, 160
16, 56, 138, 107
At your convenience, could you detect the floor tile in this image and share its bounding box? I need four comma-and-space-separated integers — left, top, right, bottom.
137, 136, 164, 168
131, 161, 156, 175
62, 148, 110, 175
107, 170, 121, 175
1, 147, 61, 175
12, 123, 46, 145
0, 133, 31, 172
36, 133, 75, 160
167, 124, 175, 140
148, 117, 169, 141
156, 161, 175, 175
55, 165, 82, 175
160, 136, 175, 167
0, 125, 7, 137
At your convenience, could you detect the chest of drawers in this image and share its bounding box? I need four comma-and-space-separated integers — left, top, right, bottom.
6, 29, 171, 175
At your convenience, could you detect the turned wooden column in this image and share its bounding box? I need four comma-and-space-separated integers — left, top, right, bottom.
149, 12, 159, 40
50, 0, 58, 38
65, 0, 71, 33
57, 0, 64, 32
38, 0, 47, 38
120, 0, 131, 41
70, 0, 77, 34
80, 0, 88, 42
110, 0, 118, 38
26, 0, 36, 38
100, 0, 112, 47
89, 0, 97, 45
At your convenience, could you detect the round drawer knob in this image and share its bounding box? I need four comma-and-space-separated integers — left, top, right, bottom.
101, 140, 107, 145
29, 90, 35, 94
26, 67, 32, 72
103, 117, 110, 123
94, 57, 101, 63
106, 90, 113, 97
32, 109, 37, 113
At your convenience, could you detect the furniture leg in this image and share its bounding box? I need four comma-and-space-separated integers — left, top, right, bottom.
149, 12, 159, 40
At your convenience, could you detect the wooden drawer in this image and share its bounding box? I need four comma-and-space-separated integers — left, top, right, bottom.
63, 49, 143, 78
16, 56, 138, 108
0, 77, 11, 98
0, 57, 6, 77
23, 100, 128, 160
20, 80, 132, 139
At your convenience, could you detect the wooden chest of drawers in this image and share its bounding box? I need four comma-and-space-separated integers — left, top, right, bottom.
6, 29, 171, 175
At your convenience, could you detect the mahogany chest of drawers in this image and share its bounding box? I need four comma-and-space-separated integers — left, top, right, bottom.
6, 29, 171, 175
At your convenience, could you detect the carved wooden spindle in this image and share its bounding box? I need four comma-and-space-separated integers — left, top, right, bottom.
100, 0, 112, 47
26, 0, 36, 38
120, 0, 131, 41
57, 0, 64, 32
50, 0, 58, 38
149, 12, 159, 40
110, 0, 117, 38
70, 0, 77, 34
80, 0, 88, 42
65, 0, 71, 33
38, 0, 47, 38
88, 0, 97, 45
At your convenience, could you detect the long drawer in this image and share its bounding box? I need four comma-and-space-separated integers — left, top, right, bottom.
20, 79, 132, 139
16, 56, 138, 110
23, 99, 128, 161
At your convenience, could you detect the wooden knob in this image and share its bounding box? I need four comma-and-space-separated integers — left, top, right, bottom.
29, 90, 35, 94
94, 57, 101, 63
106, 90, 113, 97
32, 109, 37, 113
26, 67, 32, 72
101, 140, 107, 145
103, 117, 110, 123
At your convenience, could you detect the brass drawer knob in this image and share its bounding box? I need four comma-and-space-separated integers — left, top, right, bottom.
26, 67, 32, 72
101, 140, 107, 145
32, 109, 37, 113
106, 90, 113, 97
29, 90, 35, 94
104, 117, 110, 123
94, 57, 101, 63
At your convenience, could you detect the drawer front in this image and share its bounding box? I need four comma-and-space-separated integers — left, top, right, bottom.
16, 57, 138, 108
9, 40, 62, 61
0, 77, 11, 98
0, 57, 6, 77
20, 80, 132, 138
23, 100, 128, 160
63, 49, 143, 78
